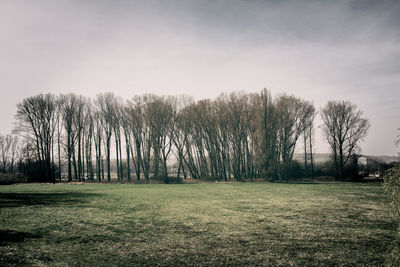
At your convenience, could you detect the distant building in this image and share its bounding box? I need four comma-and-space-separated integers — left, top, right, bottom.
358, 156, 367, 166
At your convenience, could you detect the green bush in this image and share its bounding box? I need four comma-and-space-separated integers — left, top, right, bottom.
383, 164, 400, 267
384, 164, 400, 217
385, 237, 400, 267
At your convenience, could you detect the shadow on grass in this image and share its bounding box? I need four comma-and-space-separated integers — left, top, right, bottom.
0, 230, 42, 265
0, 192, 101, 208
0, 229, 41, 246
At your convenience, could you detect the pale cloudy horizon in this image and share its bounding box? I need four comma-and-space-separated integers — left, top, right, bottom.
0, 0, 399, 155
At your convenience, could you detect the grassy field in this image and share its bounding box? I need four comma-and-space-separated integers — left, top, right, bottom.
0, 182, 397, 266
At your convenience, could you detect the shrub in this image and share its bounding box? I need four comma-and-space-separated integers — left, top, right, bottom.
0, 172, 26, 185
383, 164, 400, 266
384, 164, 400, 217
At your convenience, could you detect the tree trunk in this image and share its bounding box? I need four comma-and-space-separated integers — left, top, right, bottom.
78, 131, 82, 181
107, 137, 111, 182
115, 136, 120, 181
58, 128, 61, 182
309, 125, 314, 180
119, 134, 123, 179
136, 140, 141, 181
126, 136, 131, 181
67, 133, 72, 182
304, 134, 308, 177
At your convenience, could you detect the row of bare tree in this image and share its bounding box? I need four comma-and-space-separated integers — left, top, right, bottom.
9, 89, 369, 182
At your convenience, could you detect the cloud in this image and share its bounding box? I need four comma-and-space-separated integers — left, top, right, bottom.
0, 0, 399, 155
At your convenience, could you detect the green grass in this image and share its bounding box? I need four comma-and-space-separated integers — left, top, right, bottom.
0, 182, 397, 266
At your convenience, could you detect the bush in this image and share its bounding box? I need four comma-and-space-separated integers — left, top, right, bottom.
0, 172, 26, 185
384, 165, 400, 216
385, 237, 400, 267
199, 175, 219, 182
383, 164, 400, 266
287, 160, 305, 179
165, 176, 182, 184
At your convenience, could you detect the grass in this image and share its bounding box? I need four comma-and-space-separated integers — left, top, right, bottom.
0, 182, 397, 266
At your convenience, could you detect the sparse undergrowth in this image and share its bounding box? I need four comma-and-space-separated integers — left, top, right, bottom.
0, 182, 397, 266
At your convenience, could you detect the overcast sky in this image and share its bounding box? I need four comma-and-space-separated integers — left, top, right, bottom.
0, 0, 399, 155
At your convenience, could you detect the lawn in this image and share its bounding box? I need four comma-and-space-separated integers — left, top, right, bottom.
0, 182, 397, 266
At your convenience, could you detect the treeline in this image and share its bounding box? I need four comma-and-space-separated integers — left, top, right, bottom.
4, 89, 369, 183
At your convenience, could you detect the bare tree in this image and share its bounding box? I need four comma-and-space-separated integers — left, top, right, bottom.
275, 95, 314, 181
223, 92, 251, 181
120, 102, 132, 181
93, 110, 104, 182
177, 103, 201, 179
181, 100, 211, 179
170, 95, 194, 180
112, 98, 123, 181
60, 94, 81, 181
83, 101, 95, 181
0, 134, 11, 172
303, 113, 316, 179
301, 105, 316, 179
251, 89, 277, 180
75, 96, 86, 181
160, 96, 177, 181
214, 98, 231, 181
96, 93, 117, 182
14, 94, 58, 182
142, 95, 175, 183
127, 97, 147, 181
321, 101, 370, 180
55, 97, 63, 181
8, 135, 20, 175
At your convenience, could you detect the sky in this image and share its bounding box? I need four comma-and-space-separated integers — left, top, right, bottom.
0, 0, 399, 155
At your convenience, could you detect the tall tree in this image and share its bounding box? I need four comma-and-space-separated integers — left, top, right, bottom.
8, 135, 19, 175
93, 110, 104, 182
120, 102, 132, 181
55, 97, 63, 181
302, 105, 316, 178
14, 94, 57, 182
143, 95, 175, 183
60, 94, 81, 181
321, 100, 370, 180
84, 101, 95, 181
303, 115, 315, 179
250, 89, 277, 180
96, 93, 117, 182
127, 96, 147, 181
275, 95, 314, 181
0, 134, 11, 172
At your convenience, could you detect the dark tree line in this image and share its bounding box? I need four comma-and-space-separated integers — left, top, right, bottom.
7, 90, 369, 183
